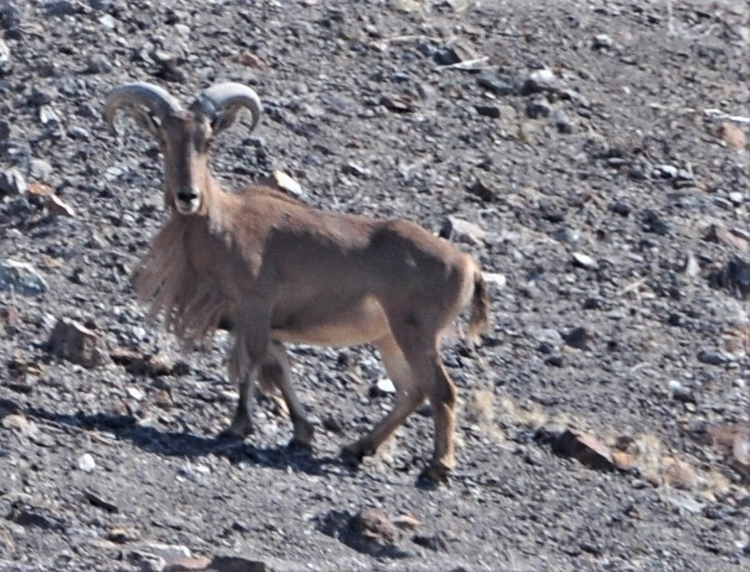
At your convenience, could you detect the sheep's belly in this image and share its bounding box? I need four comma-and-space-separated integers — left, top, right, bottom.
272, 296, 389, 347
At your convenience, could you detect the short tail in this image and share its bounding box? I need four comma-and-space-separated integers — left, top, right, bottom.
467, 271, 490, 343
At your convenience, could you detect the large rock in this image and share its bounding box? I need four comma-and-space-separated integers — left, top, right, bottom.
48, 317, 103, 368
0, 260, 48, 296
317, 508, 407, 558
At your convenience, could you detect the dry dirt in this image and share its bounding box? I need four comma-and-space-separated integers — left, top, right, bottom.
0, 0, 748, 571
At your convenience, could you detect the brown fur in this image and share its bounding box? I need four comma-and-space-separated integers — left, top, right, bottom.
107, 90, 490, 482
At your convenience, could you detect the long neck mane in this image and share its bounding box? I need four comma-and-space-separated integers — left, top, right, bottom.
135, 178, 232, 344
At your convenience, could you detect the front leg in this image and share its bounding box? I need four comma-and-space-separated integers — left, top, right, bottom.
220, 303, 270, 440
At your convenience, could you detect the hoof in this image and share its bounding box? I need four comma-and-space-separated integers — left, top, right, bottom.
417, 463, 451, 488
340, 444, 364, 468
286, 438, 313, 454
218, 420, 253, 441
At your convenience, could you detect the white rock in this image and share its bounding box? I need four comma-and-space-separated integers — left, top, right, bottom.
483, 272, 507, 288
728, 192, 744, 205
376, 378, 396, 394
572, 252, 598, 270
0, 38, 10, 71
136, 543, 191, 563
98, 14, 116, 30
127, 387, 145, 401
77, 453, 96, 473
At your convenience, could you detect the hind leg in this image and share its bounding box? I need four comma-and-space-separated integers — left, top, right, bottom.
388, 318, 458, 482
342, 333, 425, 461
260, 341, 314, 448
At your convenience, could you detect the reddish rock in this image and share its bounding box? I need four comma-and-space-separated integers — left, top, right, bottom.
550, 428, 615, 471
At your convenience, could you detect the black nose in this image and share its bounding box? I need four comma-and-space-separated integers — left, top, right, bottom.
177, 189, 199, 202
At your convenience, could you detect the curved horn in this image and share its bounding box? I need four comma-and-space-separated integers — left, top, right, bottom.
191, 82, 262, 134
104, 82, 182, 132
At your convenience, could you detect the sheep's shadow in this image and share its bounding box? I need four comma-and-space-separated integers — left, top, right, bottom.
26, 406, 338, 477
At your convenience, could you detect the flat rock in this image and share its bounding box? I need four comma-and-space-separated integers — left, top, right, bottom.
48, 317, 103, 368
317, 508, 407, 558
0, 260, 48, 296
539, 426, 615, 471
439, 216, 487, 245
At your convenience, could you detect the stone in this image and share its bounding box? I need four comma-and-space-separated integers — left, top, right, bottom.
77, 453, 96, 473
728, 192, 745, 205
200, 556, 268, 572
341, 162, 370, 178
697, 349, 730, 365
466, 176, 497, 201
641, 209, 670, 235
548, 428, 615, 471
391, 514, 421, 530
109, 348, 174, 377
0, 260, 48, 296
317, 508, 406, 558
521, 68, 559, 95
653, 164, 678, 179
48, 317, 102, 368
711, 257, 750, 300
571, 252, 598, 270
47, 194, 75, 217
439, 216, 487, 245
592, 34, 614, 49
129, 551, 167, 572
0, 168, 27, 196
1, 413, 32, 434
29, 158, 54, 181
136, 543, 191, 563
373, 378, 396, 395
8, 505, 66, 532
668, 380, 696, 404
0, 305, 20, 330
0, 37, 9, 73
380, 93, 415, 113
108, 527, 141, 543
716, 122, 746, 150
483, 273, 506, 288
270, 170, 306, 199
552, 109, 574, 133
413, 533, 449, 552
28, 88, 54, 107
83, 489, 119, 514
526, 98, 551, 119
86, 53, 113, 74
45, 1, 81, 17
608, 201, 631, 217
476, 72, 518, 96
474, 104, 500, 119
564, 326, 591, 350
433, 41, 476, 66
704, 223, 748, 254
347, 509, 399, 552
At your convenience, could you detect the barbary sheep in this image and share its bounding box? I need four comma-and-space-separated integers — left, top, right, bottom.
103, 82, 489, 482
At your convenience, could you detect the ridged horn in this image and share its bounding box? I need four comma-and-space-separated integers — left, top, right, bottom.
191, 82, 262, 134
104, 82, 182, 132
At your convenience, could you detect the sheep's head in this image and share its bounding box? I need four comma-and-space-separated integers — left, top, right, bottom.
104, 82, 262, 215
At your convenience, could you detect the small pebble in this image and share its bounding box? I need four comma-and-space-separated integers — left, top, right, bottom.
77, 453, 96, 473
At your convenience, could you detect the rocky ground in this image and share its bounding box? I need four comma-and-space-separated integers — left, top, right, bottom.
0, 0, 748, 570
